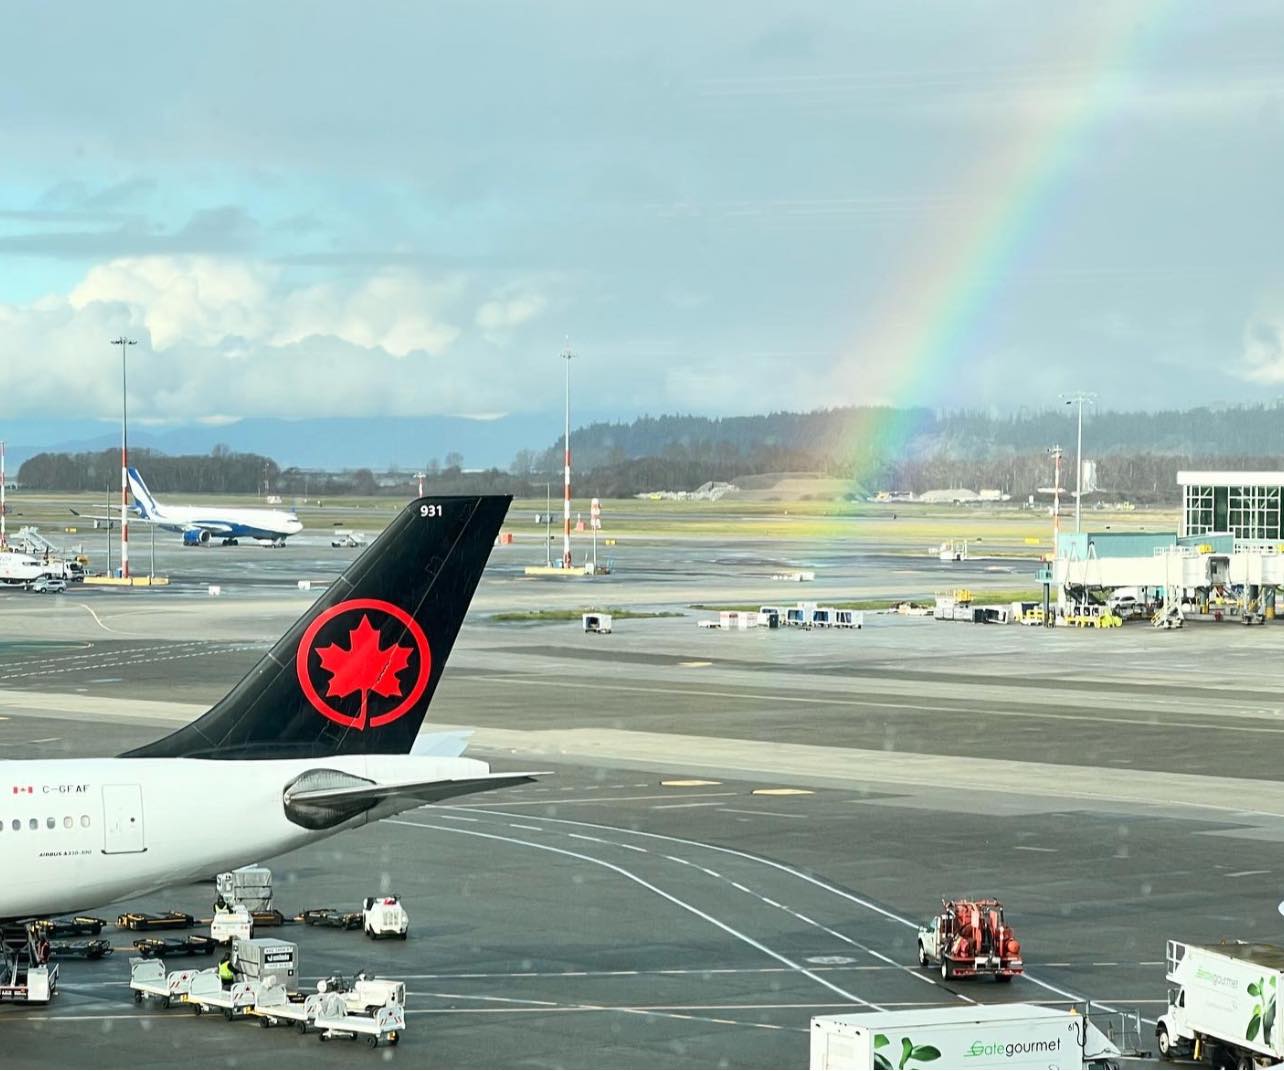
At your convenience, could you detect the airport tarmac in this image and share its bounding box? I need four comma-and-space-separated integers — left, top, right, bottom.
2, 531, 1282, 1067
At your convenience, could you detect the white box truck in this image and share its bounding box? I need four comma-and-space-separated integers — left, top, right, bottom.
1157, 939, 1284, 1066
810, 1004, 1120, 1070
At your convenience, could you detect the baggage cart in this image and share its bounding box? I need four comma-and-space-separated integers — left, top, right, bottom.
128, 959, 202, 1008
313, 999, 404, 1048
300, 908, 362, 930
183, 969, 257, 1020
36, 916, 106, 939
249, 982, 329, 1033
117, 911, 194, 932
133, 935, 217, 959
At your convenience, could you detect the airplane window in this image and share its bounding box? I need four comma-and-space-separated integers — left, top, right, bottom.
63, 816, 72, 829
46, 817, 55, 829
28, 818, 38, 830
9, 819, 17, 831
80, 815, 90, 827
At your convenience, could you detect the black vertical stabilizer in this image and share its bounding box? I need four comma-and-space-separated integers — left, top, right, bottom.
123, 495, 510, 760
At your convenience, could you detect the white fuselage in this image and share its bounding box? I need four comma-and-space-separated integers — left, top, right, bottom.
150, 503, 304, 542
0, 753, 485, 919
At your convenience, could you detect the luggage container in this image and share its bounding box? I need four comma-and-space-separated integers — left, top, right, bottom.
758, 606, 781, 629
834, 610, 864, 629
811, 607, 835, 628
232, 936, 299, 993
215, 866, 273, 913
582, 612, 612, 634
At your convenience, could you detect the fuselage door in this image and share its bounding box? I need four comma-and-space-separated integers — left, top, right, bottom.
101, 784, 147, 854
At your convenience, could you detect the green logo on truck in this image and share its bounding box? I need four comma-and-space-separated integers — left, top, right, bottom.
873, 1033, 941, 1070
1246, 974, 1277, 1046
963, 1037, 1062, 1060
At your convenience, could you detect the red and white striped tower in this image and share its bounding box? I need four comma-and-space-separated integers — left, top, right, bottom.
561, 347, 574, 568
111, 337, 137, 579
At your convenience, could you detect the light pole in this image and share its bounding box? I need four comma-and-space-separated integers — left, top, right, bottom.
111, 336, 137, 578
1061, 391, 1095, 534
413, 471, 426, 498
561, 346, 574, 569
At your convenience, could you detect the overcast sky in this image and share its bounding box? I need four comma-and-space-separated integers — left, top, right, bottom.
2, 0, 1283, 428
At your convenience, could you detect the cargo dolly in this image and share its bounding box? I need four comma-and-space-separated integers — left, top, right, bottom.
35, 916, 106, 939
184, 970, 257, 1020
313, 998, 404, 1048
117, 910, 195, 932
50, 939, 113, 960
300, 908, 362, 930
129, 959, 203, 1008
249, 983, 330, 1033
133, 935, 217, 959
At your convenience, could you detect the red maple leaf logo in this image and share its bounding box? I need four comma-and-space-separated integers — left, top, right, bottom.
314, 614, 413, 730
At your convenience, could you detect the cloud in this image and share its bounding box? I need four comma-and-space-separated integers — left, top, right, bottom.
1242, 306, 1284, 384
0, 255, 557, 422
475, 292, 547, 343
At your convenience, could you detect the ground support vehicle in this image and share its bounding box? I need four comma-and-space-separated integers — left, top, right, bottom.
249, 909, 286, 929
183, 969, 257, 1020
916, 898, 1023, 980
810, 1004, 1124, 1070
1157, 939, 1284, 1066
300, 908, 362, 930
210, 905, 253, 943
117, 910, 194, 932
249, 983, 329, 1033
317, 972, 406, 1014
313, 998, 404, 1048
29, 577, 67, 593
128, 959, 203, 1008
133, 935, 216, 959
0, 925, 57, 1003
50, 939, 112, 960
36, 916, 106, 938
362, 896, 409, 939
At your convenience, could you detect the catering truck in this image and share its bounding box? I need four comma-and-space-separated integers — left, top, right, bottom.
1157, 939, 1284, 1066
810, 1004, 1124, 1070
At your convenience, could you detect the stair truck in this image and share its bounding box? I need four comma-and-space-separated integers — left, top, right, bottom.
916, 897, 1024, 980
1157, 939, 1284, 1066
810, 1004, 1124, 1070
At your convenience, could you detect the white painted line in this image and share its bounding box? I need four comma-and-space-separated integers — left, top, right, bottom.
1227, 869, 1271, 878
389, 818, 881, 1011
1013, 845, 1058, 853
720, 807, 807, 819
454, 792, 739, 808
652, 801, 728, 810
509, 823, 544, 831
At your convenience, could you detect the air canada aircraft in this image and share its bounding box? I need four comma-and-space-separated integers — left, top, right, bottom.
71, 467, 305, 546
0, 494, 540, 921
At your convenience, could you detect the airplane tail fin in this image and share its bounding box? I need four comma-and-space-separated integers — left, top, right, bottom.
126, 467, 160, 519
123, 495, 511, 760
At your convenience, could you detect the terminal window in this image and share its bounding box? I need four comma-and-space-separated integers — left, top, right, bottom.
1185, 484, 1282, 540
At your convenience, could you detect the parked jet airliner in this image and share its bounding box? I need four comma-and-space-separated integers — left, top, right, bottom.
71, 467, 305, 546
0, 494, 540, 921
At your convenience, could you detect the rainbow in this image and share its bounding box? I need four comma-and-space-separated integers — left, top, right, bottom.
835, 3, 1171, 487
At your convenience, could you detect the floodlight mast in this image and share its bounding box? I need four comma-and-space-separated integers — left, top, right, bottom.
1061, 391, 1096, 534
111, 337, 137, 579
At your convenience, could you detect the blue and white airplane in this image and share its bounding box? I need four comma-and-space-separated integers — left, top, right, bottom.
124, 467, 304, 546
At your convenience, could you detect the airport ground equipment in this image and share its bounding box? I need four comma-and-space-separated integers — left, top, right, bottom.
834, 609, 863, 629
300, 908, 362, 930
210, 904, 253, 943
582, 612, 612, 633
249, 909, 286, 928
1157, 939, 1284, 1066
215, 866, 273, 913
249, 982, 330, 1032
916, 898, 1024, 980
184, 968, 257, 1019
134, 935, 217, 958
50, 939, 112, 960
232, 936, 299, 992
128, 958, 203, 1007
810, 1003, 1123, 1070
317, 972, 406, 1014
35, 915, 106, 938
313, 997, 404, 1048
362, 896, 409, 939
0, 924, 57, 1003
117, 910, 194, 932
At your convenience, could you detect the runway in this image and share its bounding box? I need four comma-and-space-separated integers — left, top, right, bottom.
1, 532, 1281, 1066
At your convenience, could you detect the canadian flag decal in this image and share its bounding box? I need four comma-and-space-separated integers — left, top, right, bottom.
12, 785, 34, 795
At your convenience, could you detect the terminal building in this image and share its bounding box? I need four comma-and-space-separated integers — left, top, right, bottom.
1048, 470, 1284, 625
